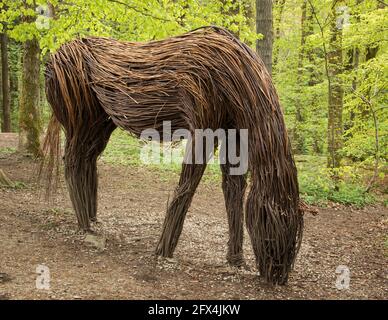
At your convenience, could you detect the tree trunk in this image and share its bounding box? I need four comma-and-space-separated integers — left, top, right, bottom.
273, 0, 286, 66
19, 37, 41, 157
305, 4, 318, 86
293, 0, 308, 154
327, 2, 344, 170
9, 40, 20, 129
305, 3, 322, 154
256, 0, 273, 75
347, 0, 361, 116
344, 46, 359, 129
1, 31, 11, 132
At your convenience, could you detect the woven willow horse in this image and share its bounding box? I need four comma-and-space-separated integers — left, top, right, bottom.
42, 26, 304, 284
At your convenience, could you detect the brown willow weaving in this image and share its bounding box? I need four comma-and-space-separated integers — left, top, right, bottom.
42, 26, 304, 285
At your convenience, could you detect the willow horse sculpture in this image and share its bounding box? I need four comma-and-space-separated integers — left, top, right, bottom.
42, 26, 304, 285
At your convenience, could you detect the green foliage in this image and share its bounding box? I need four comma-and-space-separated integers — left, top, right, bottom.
273, 0, 329, 155
101, 132, 376, 207
273, 0, 387, 203
339, 5, 388, 196
0, 147, 16, 154
296, 155, 375, 207
0, 0, 385, 205
1, 0, 260, 54
100, 129, 222, 184
100, 129, 143, 167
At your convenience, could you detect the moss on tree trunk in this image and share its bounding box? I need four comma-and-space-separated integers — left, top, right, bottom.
1, 31, 11, 132
18, 37, 41, 157
256, 0, 273, 75
327, 3, 344, 170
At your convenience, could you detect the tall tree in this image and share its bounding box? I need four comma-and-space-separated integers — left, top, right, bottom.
273, 0, 286, 66
256, 0, 273, 74
1, 29, 11, 132
9, 41, 20, 130
293, 0, 309, 154
18, 2, 41, 156
327, 1, 344, 170
344, 0, 362, 132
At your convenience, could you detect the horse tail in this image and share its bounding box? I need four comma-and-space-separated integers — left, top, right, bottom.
39, 114, 61, 197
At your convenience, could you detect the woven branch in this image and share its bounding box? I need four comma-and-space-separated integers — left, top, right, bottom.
42, 26, 304, 285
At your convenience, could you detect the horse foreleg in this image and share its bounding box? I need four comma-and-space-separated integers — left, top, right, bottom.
155, 162, 207, 257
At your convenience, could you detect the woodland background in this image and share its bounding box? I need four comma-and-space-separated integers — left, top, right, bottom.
0, 0, 387, 206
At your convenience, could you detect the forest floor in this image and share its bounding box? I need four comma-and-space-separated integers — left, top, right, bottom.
0, 134, 387, 300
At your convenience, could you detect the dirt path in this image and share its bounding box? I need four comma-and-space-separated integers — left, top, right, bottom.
0, 150, 387, 300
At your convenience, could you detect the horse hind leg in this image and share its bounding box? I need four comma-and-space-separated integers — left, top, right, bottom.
64, 116, 116, 231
